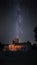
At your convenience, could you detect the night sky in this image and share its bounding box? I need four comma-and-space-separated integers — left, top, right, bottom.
0, 0, 37, 44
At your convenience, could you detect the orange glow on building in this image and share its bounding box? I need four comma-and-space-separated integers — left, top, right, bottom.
8, 44, 24, 51
3, 44, 25, 51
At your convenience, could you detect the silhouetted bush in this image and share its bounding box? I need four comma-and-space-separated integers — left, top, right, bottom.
32, 44, 37, 51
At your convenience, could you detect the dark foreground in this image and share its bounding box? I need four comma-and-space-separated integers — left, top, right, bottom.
0, 51, 37, 65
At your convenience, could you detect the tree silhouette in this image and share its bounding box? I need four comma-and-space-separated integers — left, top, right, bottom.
34, 27, 37, 43
0, 42, 4, 50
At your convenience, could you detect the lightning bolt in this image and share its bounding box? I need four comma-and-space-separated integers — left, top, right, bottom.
16, 3, 23, 42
